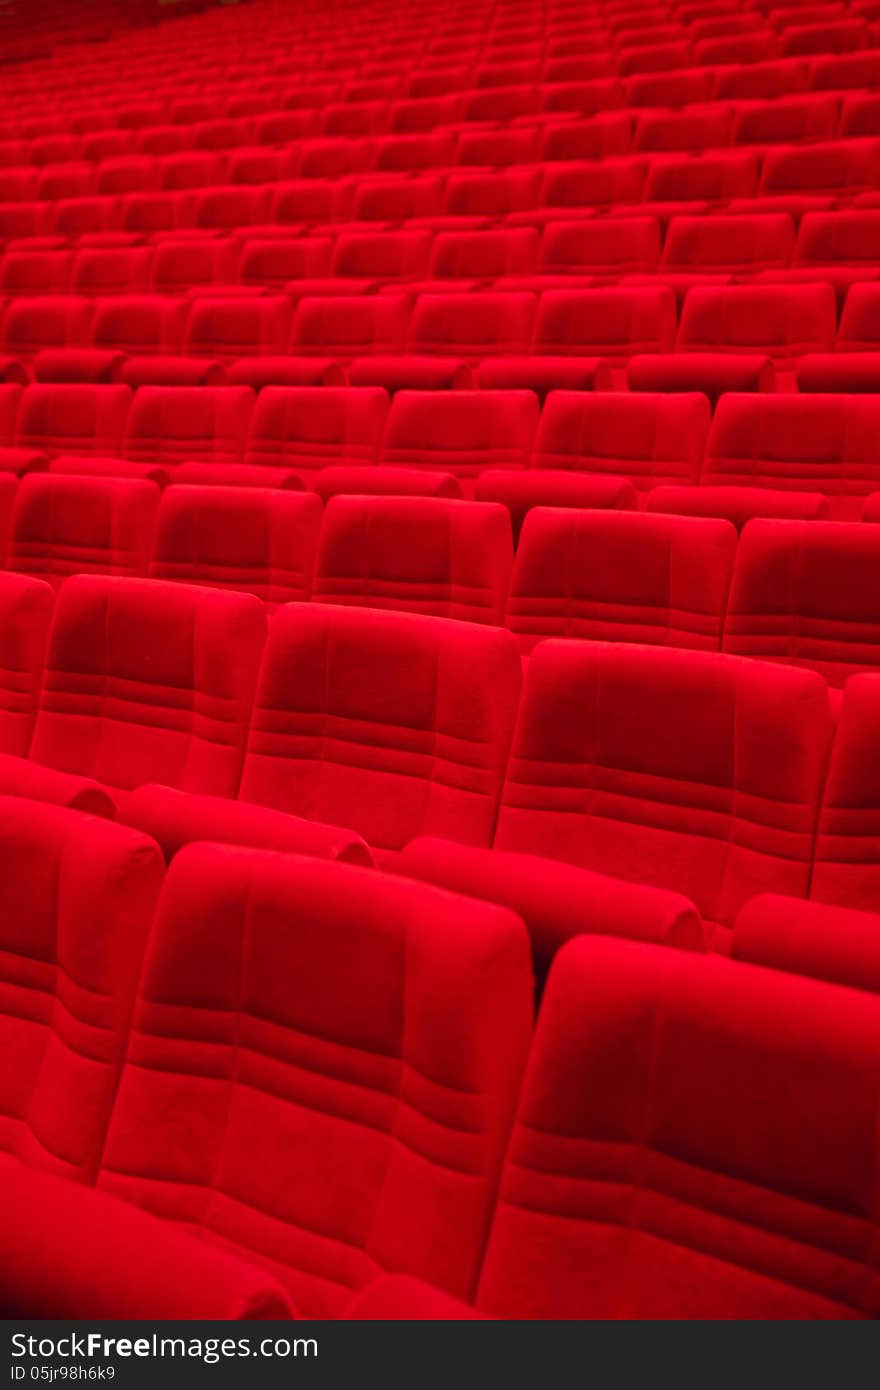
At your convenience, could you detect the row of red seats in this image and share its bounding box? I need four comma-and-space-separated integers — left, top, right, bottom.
9, 140, 880, 243
1, 209, 878, 299
4, 475, 880, 691
7, 383, 880, 520
7, 793, 879, 1319
15, 45, 880, 142
0, 569, 875, 952
2, 282, 880, 396
8, 88, 880, 185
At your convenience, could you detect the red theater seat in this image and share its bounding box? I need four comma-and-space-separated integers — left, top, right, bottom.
474, 471, 637, 540
0, 796, 163, 1180
538, 217, 661, 279
759, 138, 880, 199
69, 248, 153, 297
125, 386, 253, 472
331, 230, 432, 281
238, 237, 332, 290
643, 149, 759, 203
724, 519, 880, 688
237, 605, 521, 864
661, 213, 795, 275
505, 508, 735, 653
381, 389, 539, 493
0, 570, 54, 755
0, 575, 265, 815
531, 390, 709, 494
731, 94, 838, 145
733, 894, 880, 995
676, 284, 837, 368
704, 393, 880, 518
150, 237, 240, 296
93, 844, 532, 1316
647, 485, 831, 527
2, 295, 93, 364
793, 211, 880, 269
290, 294, 410, 360
834, 282, 880, 352
8, 474, 159, 587
0, 250, 72, 296
150, 486, 322, 608
406, 642, 831, 953
812, 674, 880, 910
468, 934, 880, 1318
534, 287, 677, 371
408, 292, 536, 358
313, 495, 513, 624
15, 384, 131, 459
242, 385, 388, 485
182, 295, 293, 364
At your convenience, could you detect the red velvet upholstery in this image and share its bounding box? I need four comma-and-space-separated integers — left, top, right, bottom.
494, 641, 832, 949
243, 385, 388, 484
647, 485, 832, 528
313, 495, 513, 624
16, 384, 131, 459
475, 935, 880, 1318
0, 1156, 294, 1319
677, 284, 837, 365
532, 389, 709, 493
19, 575, 265, 809
0, 795, 163, 1180
240, 604, 521, 861
381, 389, 539, 491
150, 486, 322, 607
724, 519, 880, 686
506, 508, 736, 653
704, 393, 880, 519
813, 674, 880, 911
0, 571, 54, 754
733, 893, 880, 994
124, 385, 253, 471
9, 473, 159, 587
95, 844, 533, 1315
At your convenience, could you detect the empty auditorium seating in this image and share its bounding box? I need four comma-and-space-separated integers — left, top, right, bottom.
0, 571, 54, 755
533, 287, 677, 372
811, 674, 880, 912
0, 794, 164, 1179
675, 285, 837, 381
530, 390, 710, 494
290, 294, 409, 360
408, 292, 536, 359
0, 575, 266, 815
647, 485, 832, 527
723, 519, 880, 689
405, 642, 831, 953
381, 390, 539, 493
183, 295, 293, 364
8, 0, 880, 1325
733, 894, 880, 995
505, 509, 736, 653
150, 486, 321, 606
313, 495, 513, 623
124, 385, 253, 472
93, 843, 533, 1316
186, 605, 521, 867
242, 386, 388, 485
8, 474, 159, 586
661, 213, 795, 277
396, 934, 880, 1318
16, 383, 131, 460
